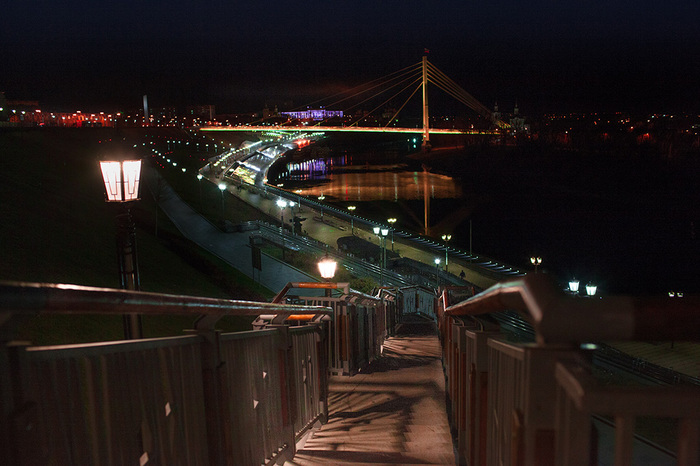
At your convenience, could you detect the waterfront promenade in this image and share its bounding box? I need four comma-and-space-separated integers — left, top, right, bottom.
152, 166, 698, 463
220, 180, 501, 291
156, 168, 700, 383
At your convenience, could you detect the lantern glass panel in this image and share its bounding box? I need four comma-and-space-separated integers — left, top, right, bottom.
122, 160, 142, 201
100, 161, 122, 201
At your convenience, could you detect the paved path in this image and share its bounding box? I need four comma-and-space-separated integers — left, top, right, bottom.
149, 169, 323, 295
609, 341, 700, 381
285, 321, 456, 465
222, 180, 501, 290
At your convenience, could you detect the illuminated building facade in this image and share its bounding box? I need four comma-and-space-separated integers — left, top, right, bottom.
280, 108, 343, 120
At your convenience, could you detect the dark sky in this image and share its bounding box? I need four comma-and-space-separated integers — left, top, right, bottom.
2, 1, 699, 115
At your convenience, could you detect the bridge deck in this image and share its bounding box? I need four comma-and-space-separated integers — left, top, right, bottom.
286, 321, 456, 465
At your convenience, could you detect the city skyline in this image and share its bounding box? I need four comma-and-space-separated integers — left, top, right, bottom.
2, 1, 699, 115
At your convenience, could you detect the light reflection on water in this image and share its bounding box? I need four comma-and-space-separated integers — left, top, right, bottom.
290, 167, 462, 202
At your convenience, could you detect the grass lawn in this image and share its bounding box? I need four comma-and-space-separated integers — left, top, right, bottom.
0, 127, 272, 344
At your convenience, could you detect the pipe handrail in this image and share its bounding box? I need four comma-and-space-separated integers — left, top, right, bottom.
444, 274, 700, 344
0, 280, 332, 318
272, 281, 351, 303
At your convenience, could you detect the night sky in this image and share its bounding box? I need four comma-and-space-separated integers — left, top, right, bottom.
2, 1, 699, 114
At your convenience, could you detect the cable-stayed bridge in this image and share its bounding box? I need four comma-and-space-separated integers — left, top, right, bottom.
203, 57, 507, 146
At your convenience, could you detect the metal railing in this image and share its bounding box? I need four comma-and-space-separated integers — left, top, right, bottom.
437, 274, 700, 466
266, 281, 397, 375
0, 281, 332, 466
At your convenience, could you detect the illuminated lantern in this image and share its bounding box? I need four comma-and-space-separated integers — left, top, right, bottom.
586, 283, 597, 297
100, 160, 142, 202
318, 254, 337, 280
569, 280, 580, 293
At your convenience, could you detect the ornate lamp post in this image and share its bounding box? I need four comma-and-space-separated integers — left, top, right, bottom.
318, 253, 337, 297
100, 158, 143, 339
441, 234, 452, 272
530, 256, 542, 273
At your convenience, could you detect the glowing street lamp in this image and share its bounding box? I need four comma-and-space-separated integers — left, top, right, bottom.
318, 193, 325, 219
530, 256, 542, 273
586, 283, 597, 297
569, 279, 580, 293
99, 158, 143, 339
318, 253, 337, 297
318, 253, 337, 280
387, 217, 397, 251
276, 198, 288, 234
373, 226, 389, 286
434, 258, 441, 288
218, 183, 226, 218
348, 205, 356, 235
100, 160, 142, 202
197, 173, 203, 205
441, 234, 452, 272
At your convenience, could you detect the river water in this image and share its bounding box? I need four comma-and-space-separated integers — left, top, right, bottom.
270, 134, 699, 296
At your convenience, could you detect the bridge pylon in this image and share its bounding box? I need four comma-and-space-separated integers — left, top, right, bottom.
421, 55, 431, 151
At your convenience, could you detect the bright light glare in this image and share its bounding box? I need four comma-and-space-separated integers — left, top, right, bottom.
318, 256, 337, 279
100, 160, 141, 202
100, 161, 122, 201
585, 284, 597, 296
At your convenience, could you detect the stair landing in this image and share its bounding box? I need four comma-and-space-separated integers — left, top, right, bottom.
286, 323, 456, 465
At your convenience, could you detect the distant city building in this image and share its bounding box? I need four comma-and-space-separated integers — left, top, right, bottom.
280, 108, 343, 121
262, 105, 279, 119
492, 102, 501, 123
187, 105, 216, 121
510, 102, 528, 133
493, 101, 529, 134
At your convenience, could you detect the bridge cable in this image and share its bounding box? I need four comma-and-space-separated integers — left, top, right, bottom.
426, 62, 492, 118
297, 62, 422, 111
348, 75, 423, 127
307, 67, 422, 129
312, 70, 422, 127
427, 62, 486, 110
384, 81, 423, 128
320, 66, 422, 112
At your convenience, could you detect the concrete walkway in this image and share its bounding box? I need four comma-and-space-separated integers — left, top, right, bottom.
149, 169, 322, 295
228, 181, 500, 288
286, 321, 456, 466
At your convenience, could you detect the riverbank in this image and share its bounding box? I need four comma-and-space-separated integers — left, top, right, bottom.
277, 134, 700, 295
